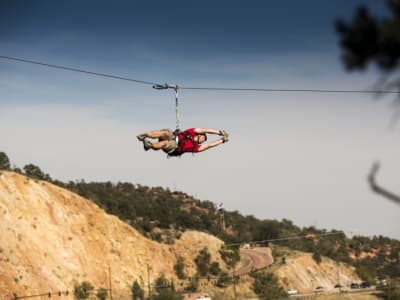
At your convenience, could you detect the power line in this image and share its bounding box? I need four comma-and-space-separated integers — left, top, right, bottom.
0, 55, 158, 86
224, 231, 344, 247
1, 55, 400, 94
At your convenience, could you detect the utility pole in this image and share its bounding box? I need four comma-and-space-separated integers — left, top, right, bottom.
220, 211, 225, 231
217, 203, 225, 231
232, 265, 237, 300
108, 265, 113, 300
147, 264, 152, 300
336, 260, 341, 293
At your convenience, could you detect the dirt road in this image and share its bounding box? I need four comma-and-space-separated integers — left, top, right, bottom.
235, 247, 274, 276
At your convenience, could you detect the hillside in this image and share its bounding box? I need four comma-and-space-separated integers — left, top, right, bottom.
0, 169, 398, 300
272, 250, 360, 293
55, 175, 399, 285
0, 171, 224, 299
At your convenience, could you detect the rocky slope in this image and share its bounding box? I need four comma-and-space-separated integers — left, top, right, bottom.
272, 251, 361, 293
0, 172, 223, 299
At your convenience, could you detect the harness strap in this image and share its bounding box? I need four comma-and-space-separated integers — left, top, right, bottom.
175, 87, 180, 130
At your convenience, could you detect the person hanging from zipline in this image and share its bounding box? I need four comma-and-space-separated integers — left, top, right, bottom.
137, 128, 229, 156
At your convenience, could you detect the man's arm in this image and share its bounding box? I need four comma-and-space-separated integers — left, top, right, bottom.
197, 139, 224, 152
194, 128, 221, 135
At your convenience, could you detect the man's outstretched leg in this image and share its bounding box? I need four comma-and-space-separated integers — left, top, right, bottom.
142, 140, 169, 151
137, 129, 172, 141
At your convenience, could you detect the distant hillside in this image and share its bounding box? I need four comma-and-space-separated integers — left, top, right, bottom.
0, 171, 225, 300
1, 152, 399, 286
52, 175, 399, 284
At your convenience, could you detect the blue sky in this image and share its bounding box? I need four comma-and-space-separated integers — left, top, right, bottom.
0, 0, 389, 74
1, 1, 399, 239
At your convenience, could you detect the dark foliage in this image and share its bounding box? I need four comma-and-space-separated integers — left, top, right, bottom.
194, 247, 211, 276
96, 288, 108, 300
312, 251, 322, 264
216, 271, 231, 288
219, 246, 240, 268
131, 280, 144, 300
336, 1, 400, 71
251, 271, 286, 300
185, 275, 199, 292
0, 152, 10, 170
23, 164, 52, 181
152, 274, 183, 300
174, 256, 186, 279
209, 261, 221, 276
74, 281, 94, 300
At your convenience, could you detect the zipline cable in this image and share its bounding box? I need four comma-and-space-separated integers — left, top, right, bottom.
180, 86, 400, 94
1, 55, 400, 94
0, 55, 158, 86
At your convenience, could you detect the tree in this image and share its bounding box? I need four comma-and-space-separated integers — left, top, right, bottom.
209, 261, 221, 276
74, 281, 94, 300
131, 280, 144, 300
174, 256, 186, 279
96, 288, 108, 300
356, 263, 376, 283
336, 3, 400, 72
219, 246, 240, 268
336, 1, 400, 204
252, 272, 286, 300
216, 271, 231, 288
194, 247, 211, 276
312, 251, 322, 264
23, 164, 51, 181
0, 152, 10, 170
185, 275, 199, 292
152, 274, 183, 300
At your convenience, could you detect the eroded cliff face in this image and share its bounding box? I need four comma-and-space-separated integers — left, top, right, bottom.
0, 172, 223, 299
274, 252, 360, 293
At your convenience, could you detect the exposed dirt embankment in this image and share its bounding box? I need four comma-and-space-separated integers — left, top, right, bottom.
272, 251, 360, 293
0, 172, 223, 300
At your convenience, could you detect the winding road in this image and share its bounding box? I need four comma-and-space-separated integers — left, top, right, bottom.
235, 247, 274, 276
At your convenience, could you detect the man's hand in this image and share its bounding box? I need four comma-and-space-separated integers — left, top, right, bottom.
219, 130, 229, 142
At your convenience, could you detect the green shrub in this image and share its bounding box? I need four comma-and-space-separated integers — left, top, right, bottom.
252, 272, 286, 300
74, 281, 94, 300
131, 280, 144, 300
153, 274, 182, 300
174, 256, 186, 279
0, 152, 10, 170
194, 247, 211, 276
185, 275, 199, 292
216, 271, 231, 288
96, 288, 107, 300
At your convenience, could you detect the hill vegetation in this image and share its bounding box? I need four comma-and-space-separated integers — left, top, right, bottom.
1, 151, 399, 285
